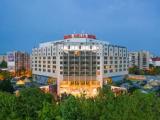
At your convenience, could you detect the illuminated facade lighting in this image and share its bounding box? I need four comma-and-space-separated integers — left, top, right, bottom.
32, 34, 128, 97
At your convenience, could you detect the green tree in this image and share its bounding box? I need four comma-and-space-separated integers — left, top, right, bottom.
129, 66, 139, 74
0, 60, 7, 68
0, 80, 14, 93
60, 96, 83, 120
38, 101, 61, 120
16, 87, 53, 120
0, 71, 12, 80
0, 92, 19, 120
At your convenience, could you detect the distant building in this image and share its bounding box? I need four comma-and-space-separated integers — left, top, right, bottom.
151, 57, 160, 67
32, 33, 129, 97
129, 52, 139, 67
0, 55, 7, 63
7, 51, 30, 76
129, 51, 150, 70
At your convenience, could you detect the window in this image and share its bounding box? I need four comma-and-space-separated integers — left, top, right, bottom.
97, 66, 100, 70
104, 70, 108, 73
53, 66, 56, 69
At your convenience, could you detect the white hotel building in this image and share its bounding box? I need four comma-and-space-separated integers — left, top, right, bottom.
32, 34, 128, 96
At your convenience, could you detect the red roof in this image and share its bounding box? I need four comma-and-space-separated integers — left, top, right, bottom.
64, 34, 96, 39
152, 58, 160, 61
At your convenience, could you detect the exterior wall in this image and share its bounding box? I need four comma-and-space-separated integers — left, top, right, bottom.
153, 61, 160, 67
7, 52, 15, 72
151, 58, 160, 67
32, 34, 129, 96
138, 51, 150, 70
7, 51, 30, 74
129, 52, 139, 67
129, 51, 150, 70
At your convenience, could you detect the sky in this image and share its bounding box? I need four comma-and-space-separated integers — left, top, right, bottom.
0, 0, 160, 55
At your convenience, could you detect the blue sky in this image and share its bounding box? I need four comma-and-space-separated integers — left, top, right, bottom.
0, 0, 160, 55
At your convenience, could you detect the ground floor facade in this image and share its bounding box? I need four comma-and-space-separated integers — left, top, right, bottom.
33, 74, 127, 97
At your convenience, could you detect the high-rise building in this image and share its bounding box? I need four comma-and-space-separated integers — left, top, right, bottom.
129, 51, 150, 70
32, 34, 128, 96
7, 51, 30, 76
129, 52, 139, 67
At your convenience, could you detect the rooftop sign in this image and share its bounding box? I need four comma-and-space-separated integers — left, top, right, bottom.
64, 34, 96, 39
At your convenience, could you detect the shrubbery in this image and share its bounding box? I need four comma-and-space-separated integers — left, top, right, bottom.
0, 86, 160, 120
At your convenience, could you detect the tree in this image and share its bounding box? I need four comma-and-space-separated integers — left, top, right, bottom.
129, 65, 139, 74
0, 71, 12, 80
16, 87, 53, 120
0, 80, 14, 93
38, 101, 61, 120
0, 92, 19, 119
0, 85, 160, 120
0, 60, 7, 68
60, 96, 83, 120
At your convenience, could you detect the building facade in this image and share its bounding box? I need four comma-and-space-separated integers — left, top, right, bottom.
32, 34, 128, 96
129, 52, 139, 68
151, 57, 160, 67
129, 51, 150, 70
7, 51, 30, 76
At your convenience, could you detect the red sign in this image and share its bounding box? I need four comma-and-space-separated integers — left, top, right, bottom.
64, 34, 96, 39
